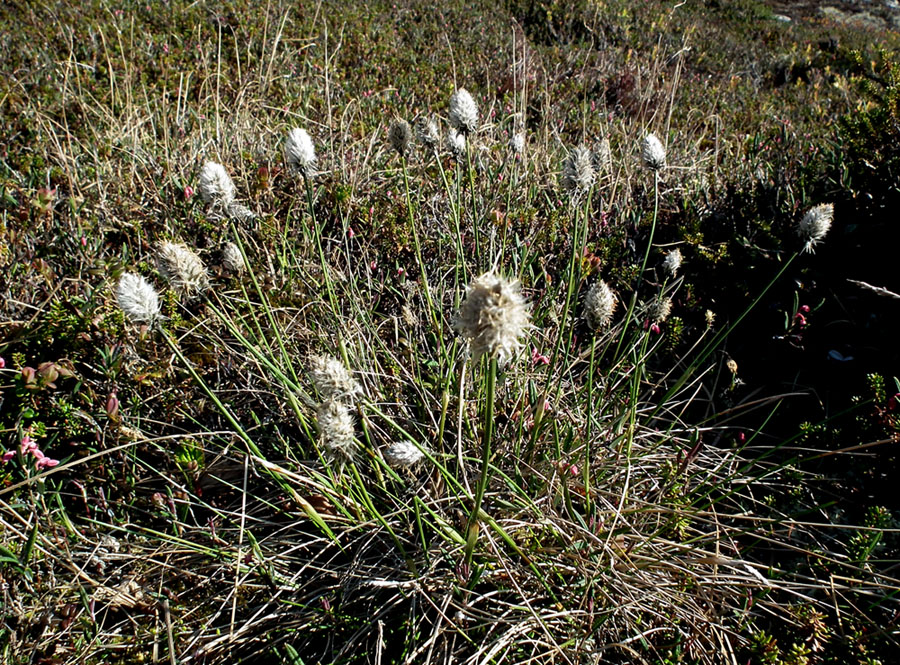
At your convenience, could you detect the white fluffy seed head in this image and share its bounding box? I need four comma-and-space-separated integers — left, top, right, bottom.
510, 132, 525, 154
221, 242, 246, 274
285, 128, 317, 176
454, 272, 531, 366
798, 203, 833, 253
384, 441, 425, 469
647, 296, 673, 324
226, 202, 255, 224
584, 280, 616, 330
447, 128, 467, 158
157, 242, 209, 300
562, 145, 596, 195
641, 133, 667, 171
592, 137, 612, 174
416, 116, 440, 148
309, 354, 362, 403
317, 400, 357, 462
388, 118, 412, 157
117, 273, 161, 326
663, 248, 683, 277
198, 161, 237, 206
449, 88, 479, 135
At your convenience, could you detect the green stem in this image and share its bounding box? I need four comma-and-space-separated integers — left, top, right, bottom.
464, 355, 497, 566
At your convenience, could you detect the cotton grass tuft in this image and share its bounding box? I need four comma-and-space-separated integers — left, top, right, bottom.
116, 273, 161, 326
157, 241, 209, 299
198, 161, 236, 207
798, 203, 833, 253
449, 88, 479, 135
455, 272, 530, 365
285, 128, 317, 177
641, 133, 667, 171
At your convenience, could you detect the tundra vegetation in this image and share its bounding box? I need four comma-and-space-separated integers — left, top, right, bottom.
1, 1, 900, 663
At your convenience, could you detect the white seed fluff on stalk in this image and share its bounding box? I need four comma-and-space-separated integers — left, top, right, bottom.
647, 296, 673, 324
226, 202, 255, 224
317, 400, 357, 461
562, 145, 596, 195
592, 137, 612, 174
384, 441, 425, 469
510, 132, 525, 154
388, 118, 412, 157
663, 248, 683, 277
449, 87, 479, 135
309, 354, 362, 403
285, 128, 317, 176
584, 280, 617, 330
221, 242, 246, 274
641, 133, 667, 171
116, 273, 161, 325
157, 241, 209, 299
447, 128, 467, 159
198, 161, 237, 206
798, 203, 833, 253
416, 116, 440, 149
455, 272, 530, 365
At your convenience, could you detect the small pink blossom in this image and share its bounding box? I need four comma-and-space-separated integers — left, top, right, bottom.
21, 436, 37, 454
184, 185, 194, 200
1, 449, 14, 463
81, 236, 87, 246
370, 260, 377, 271
650, 323, 661, 335
347, 227, 355, 239
0, 357, 5, 369
36, 457, 59, 470
531, 348, 550, 366
396, 267, 405, 277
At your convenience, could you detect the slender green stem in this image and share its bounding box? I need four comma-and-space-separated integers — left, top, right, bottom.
464, 355, 497, 566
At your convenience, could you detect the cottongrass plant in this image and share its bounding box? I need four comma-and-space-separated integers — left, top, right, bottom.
388, 118, 412, 157
316, 399, 358, 462
509, 131, 525, 155
663, 247, 683, 277
798, 202, 834, 253
116, 272, 161, 326
198, 161, 236, 206
446, 127, 466, 159
454, 272, 530, 365
641, 132, 667, 170
561, 145, 595, 196
584, 279, 617, 330
448, 87, 478, 135
157, 241, 209, 300
415, 115, 440, 150
221, 241, 246, 274
309, 354, 362, 404
455, 271, 530, 563
383, 441, 425, 469
284, 127, 317, 177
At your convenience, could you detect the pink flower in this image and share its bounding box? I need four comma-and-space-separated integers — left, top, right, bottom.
184, 185, 194, 200
0, 357, 5, 369
347, 227, 355, 239
20, 436, 37, 455
36, 457, 59, 470
650, 323, 661, 335
1, 449, 14, 463
531, 347, 550, 366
